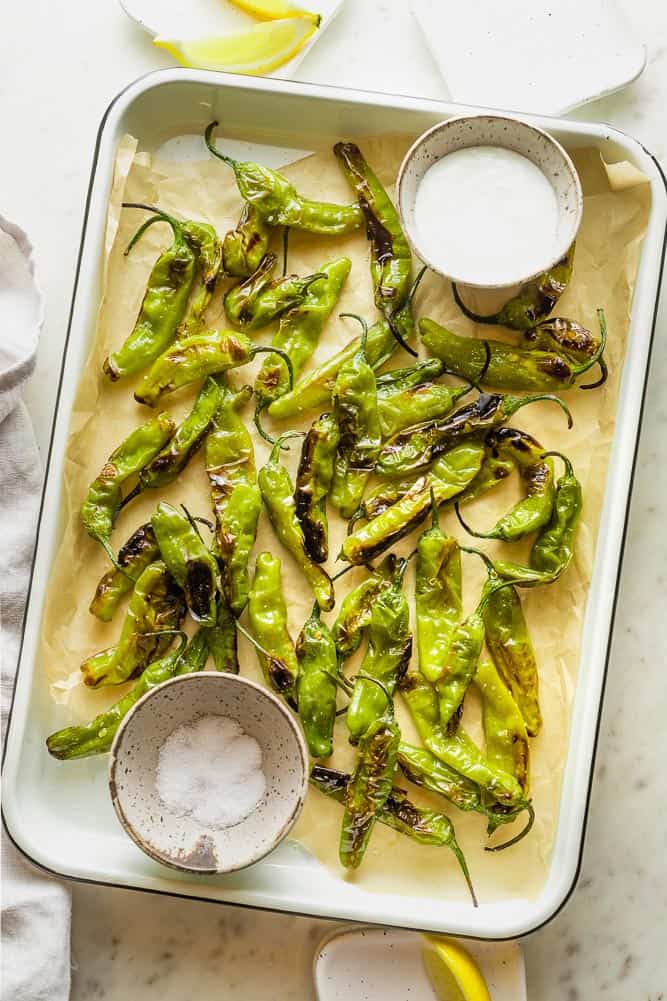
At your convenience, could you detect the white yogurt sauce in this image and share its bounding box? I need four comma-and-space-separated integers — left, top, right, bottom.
414, 145, 559, 286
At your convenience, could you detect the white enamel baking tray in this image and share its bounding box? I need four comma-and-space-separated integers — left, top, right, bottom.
3, 70, 666, 939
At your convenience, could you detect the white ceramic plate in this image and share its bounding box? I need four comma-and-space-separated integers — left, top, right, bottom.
119, 0, 344, 78
2, 71, 666, 939
412, 0, 647, 115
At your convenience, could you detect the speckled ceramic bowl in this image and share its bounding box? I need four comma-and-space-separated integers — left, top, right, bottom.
109, 673, 309, 875
397, 114, 583, 289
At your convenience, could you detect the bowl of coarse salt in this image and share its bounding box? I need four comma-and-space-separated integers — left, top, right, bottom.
109, 672, 309, 874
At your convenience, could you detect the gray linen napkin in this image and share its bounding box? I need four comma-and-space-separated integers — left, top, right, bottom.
1, 216, 71, 1001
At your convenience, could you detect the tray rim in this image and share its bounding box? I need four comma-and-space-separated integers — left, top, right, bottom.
3, 68, 666, 940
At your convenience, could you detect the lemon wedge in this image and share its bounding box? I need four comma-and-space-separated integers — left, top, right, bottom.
227, 0, 320, 24
422, 937, 492, 1001
155, 16, 319, 75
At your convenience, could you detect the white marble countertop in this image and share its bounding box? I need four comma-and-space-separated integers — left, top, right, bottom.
3, 1, 667, 998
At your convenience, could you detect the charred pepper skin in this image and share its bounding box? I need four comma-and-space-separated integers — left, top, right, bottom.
151, 502, 221, 627
474, 659, 530, 794
331, 554, 401, 663
104, 208, 197, 379
294, 412, 340, 563
334, 142, 414, 354
223, 252, 327, 332
205, 381, 260, 616
80, 561, 186, 688
330, 316, 383, 519
133, 329, 293, 408
296, 604, 338, 759
375, 390, 572, 478
48, 631, 209, 760
81, 413, 175, 566
267, 303, 414, 422
254, 257, 351, 439
339, 710, 401, 869
89, 522, 159, 622
456, 428, 556, 543
415, 499, 462, 685
311, 765, 477, 905
258, 432, 335, 612
341, 441, 485, 566
451, 243, 576, 330
247, 551, 299, 705
419, 313, 606, 393
206, 122, 363, 235
222, 202, 272, 278
204, 597, 240, 674
121, 379, 222, 509
396, 742, 482, 814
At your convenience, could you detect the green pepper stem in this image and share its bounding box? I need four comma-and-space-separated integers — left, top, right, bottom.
387, 309, 418, 357
353, 671, 395, 717
122, 203, 182, 254
253, 400, 277, 446
98, 537, 133, 579
451, 282, 502, 325
118, 482, 142, 511
485, 802, 535, 851
540, 450, 575, 478
236, 620, 287, 669
407, 265, 428, 309
339, 312, 369, 356
579, 308, 609, 390
450, 838, 479, 907
455, 504, 493, 542
507, 392, 574, 429
332, 563, 356, 581
270, 429, 306, 459
250, 346, 294, 392
204, 121, 238, 169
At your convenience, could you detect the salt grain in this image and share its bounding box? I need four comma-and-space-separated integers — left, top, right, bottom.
156, 715, 266, 830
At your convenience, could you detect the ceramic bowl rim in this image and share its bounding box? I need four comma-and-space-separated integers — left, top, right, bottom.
108, 671, 310, 875
396, 112, 583, 290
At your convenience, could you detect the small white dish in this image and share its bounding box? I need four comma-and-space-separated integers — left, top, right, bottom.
118, 0, 345, 79
109, 672, 309, 874
412, 0, 646, 115
397, 114, 583, 290
314, 926, 527, 1001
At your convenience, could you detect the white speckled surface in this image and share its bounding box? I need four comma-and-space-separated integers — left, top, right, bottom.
3, 1, 666, 998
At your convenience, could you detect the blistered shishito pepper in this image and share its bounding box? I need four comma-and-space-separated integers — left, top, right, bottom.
415, 495, 462, 685
206, 122, 363, 235
258, 432, 334, 611
396, 742, 482, 814
296, 604, 338, 759
454, 442, 516, 508
378, 373, 471, 440
81, 414, 175, 566
133, 329, 293, 407
81, 561, 185, 688
104, 208, 197, 379
50, 632, 188, 758
474, 659, 530, 794
151, 502, 221, 626
267, 300, 415, 422
483, 569, 542, 737
222, 202, 273, 278
247, 551, 299, 705
524, 312, 608, 389
451, 243, 575, 330
494, 450, 583, 586
294, 412, 340, 563
340, 701, 400, 869
224, 252, 326, 332
456, 428, 555, 543
334, 142, 414, 355
205, 380, 260, 616
419, 310, 606, 393
376, 358, 445, 396
254, 257, 351, 441
121, 379, 222, 509
89, 522, 159, 622
375, 390, 572, 478
311, 765, 477, 905
331, 554, 401, 663
205, 597, 239, 674
330, 316, 383, 518
346, 560, 411, 741
341, 441, 485, 565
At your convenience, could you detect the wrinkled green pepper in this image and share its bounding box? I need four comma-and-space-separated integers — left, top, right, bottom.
331, 554, 401, 663
247, 551, 299, 705
296, 604, 338, 759
415, 496, 462, 685
89, 522, 159, 622
294, 412, 340, 563
224, 252, 326, 332
151, 502, 221, 626
258, 432, 334, 611
81, 561, 185, 687
222, 202, 272, 278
